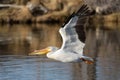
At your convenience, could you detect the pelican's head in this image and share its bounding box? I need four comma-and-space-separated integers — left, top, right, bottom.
29, 46, 58, 55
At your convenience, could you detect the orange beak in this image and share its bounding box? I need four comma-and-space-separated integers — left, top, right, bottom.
29, 47, 51, 55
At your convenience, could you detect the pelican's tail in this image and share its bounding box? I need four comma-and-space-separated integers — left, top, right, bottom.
81, 56, 94, 64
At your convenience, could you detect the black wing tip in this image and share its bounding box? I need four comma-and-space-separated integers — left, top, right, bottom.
75, 4, 92, 16
61, 4, 91, 28
61, 12, 75, 27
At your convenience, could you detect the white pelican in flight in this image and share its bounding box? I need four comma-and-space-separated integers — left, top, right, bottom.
30, 5, 94, 64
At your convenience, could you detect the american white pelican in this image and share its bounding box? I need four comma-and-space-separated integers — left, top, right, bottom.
30, 5, 94, 64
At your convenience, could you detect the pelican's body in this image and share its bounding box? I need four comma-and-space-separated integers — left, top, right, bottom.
30, 5, 94, 64
47, 48, 83, 62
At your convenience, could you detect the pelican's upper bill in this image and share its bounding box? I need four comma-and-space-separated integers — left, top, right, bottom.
30, 47, 51, 55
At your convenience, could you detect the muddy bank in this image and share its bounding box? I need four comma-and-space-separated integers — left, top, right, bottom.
0, 0, 83, 23
0, 0, 120, 24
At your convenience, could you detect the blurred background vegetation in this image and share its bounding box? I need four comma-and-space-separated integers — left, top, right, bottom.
0, 0, 120, 29
0, 0, 82, 23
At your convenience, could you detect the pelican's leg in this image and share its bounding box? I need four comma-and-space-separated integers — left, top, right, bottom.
80, 56, 94, 64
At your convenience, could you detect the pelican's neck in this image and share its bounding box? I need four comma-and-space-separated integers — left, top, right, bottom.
46, 47, 59, 57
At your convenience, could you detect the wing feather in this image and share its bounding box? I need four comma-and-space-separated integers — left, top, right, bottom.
59, 4, 91, 53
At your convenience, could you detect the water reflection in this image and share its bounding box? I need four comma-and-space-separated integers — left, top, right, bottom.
0, 55, 94, 80
85, 29, 120, 80
0, 24, 61, 55
0, 23, 120, 80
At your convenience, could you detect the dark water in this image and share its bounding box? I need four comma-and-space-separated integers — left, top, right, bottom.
0, 23, 120, 80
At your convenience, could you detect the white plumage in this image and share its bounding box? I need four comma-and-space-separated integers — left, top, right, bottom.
30, 5, 94, 64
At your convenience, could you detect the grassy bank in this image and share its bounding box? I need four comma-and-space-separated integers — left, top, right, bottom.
0, 0, 120, 28
0, 0, 83, 23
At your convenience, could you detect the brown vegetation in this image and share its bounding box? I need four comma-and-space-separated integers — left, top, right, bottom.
0, 0, 83, 23
0, 0, 120, 24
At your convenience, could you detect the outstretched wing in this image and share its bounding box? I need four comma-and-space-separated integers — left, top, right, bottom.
59, 4, 91, 53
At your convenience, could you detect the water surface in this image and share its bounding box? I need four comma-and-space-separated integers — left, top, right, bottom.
0, 23, 120, 80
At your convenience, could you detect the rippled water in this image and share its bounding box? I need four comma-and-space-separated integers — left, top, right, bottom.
0, 23, 120, 80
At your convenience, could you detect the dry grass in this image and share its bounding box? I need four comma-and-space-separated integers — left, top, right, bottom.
0, 0, 120, 24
